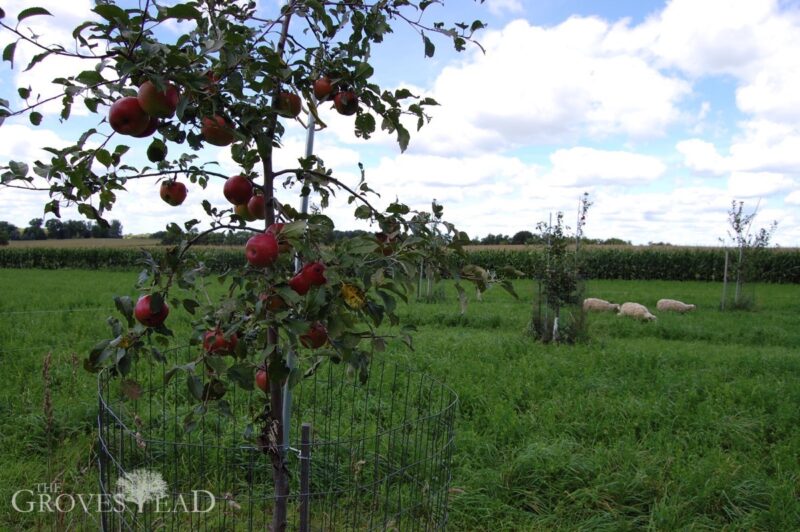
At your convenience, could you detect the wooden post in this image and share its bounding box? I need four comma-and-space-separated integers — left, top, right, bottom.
299, 423, 312, 532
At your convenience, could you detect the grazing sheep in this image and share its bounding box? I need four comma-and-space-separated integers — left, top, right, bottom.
582, 298, 621, 313
656, 299, 696, 313
618, 302, 657, 321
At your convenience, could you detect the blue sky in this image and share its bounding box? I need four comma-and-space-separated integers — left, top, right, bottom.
2, 0, 799, 246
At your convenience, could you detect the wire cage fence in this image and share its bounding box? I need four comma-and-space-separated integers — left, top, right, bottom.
97, 348, 458, 531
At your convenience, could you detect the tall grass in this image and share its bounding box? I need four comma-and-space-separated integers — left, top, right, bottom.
1, 268, 799, 530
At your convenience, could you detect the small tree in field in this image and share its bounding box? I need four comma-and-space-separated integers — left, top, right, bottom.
719, 200, 777, 310
0, 2, 486, 529
528, 193, 591, 343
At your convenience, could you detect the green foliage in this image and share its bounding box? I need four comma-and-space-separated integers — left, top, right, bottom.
528, 195, 591, 343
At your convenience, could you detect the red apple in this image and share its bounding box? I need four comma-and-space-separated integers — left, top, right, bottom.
245, 232, 279, 267
203, 329, 238, 355
301, 262, 327, 286
133, 294, 169, 327
248, 194, 266, 219
201, 115, 235, 146
375, 232, 396, 256
275, 92, 301, 118
137, 80, 180, 118
259, 290, 288, 312
256, 366, 269, 393
109, 97, 151, 136
223, 175, 253, 205
300, 322, 328, 349
313, 77, 335, 101
289, 273, 312, 295
333, 91, 358, 116
133, 116, 160, 138
160, 181, 187, 206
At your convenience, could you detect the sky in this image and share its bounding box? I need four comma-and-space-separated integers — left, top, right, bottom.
1, 0, 800, 246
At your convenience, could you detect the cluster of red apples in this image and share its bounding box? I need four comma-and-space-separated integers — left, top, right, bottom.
109, 75, 360, 210
122, 73, 365, 388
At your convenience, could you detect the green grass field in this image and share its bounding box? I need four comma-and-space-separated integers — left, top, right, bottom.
1, 269, 799, 530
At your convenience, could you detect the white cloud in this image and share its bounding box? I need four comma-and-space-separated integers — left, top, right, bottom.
785, 190, 800, 205
485, 0, 524, 17
676, 138, 729, 175
728, 171, 795, 198
548, 147, 666, 186
1, 0, 99, 116
405, 17, 690, 155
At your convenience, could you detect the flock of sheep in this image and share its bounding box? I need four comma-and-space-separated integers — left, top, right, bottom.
582, 297, 696, 321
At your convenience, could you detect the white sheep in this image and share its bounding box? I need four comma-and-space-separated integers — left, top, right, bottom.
582, 298, 621, 313
618, 302, 657, 321
656, 299, 696, 313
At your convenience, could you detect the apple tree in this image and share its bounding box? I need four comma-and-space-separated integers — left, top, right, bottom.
0, 1, 486, 529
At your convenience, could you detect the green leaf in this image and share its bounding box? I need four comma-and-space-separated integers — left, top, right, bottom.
354, 205, 372, 219
9, 161, 28, 178
187, 374, 204, 401
396, 124, 410, 153
24, 50, 51, 72
182, 298, 200, 314
423, 35, 435, 58
113, 295, 134, 326
3, 42, 16, 68
95, 149, 112, 168
18, 7, 52, 21
75, 70, 104, 86
29, 112, 42, 126
93, 4, 128, 24
17, 87, 30, 99
227, 363, 255, 391
162, 4, 202, 21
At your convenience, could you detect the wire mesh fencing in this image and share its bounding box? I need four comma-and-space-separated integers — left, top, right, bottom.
97, 349, 458, 531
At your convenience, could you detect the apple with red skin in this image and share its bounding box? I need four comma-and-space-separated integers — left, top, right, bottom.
259, 290, 288, 312
137, 80, 180, 118
256, 367, 270, 393
334, 91, 358, 116
375, 232, 396, 256
275, 92, 301, 118
300, 322, 328, 349
134, 294, 169, 327
201, 115, 235, 146
160, 181, 187, 206
248, 194, 266, 219
246, 232, 279, 267
313, 77, 335, 101
289, 273, 312, 295
301, 262, 327, 286
109, 97, 151, 136
203, 329, 238, 355
223, 175, 253, 205
133, 116, 160, 138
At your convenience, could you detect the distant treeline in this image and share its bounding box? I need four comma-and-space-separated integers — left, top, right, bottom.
477, 231, 631, 246
0, 219, 123, 244
2, 245, 799, 283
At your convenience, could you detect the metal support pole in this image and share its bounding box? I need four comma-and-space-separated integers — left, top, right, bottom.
299, 423, 312, 532
282, 100, 317, 454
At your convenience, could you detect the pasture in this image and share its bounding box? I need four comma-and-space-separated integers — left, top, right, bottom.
1, 268, 799, 530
